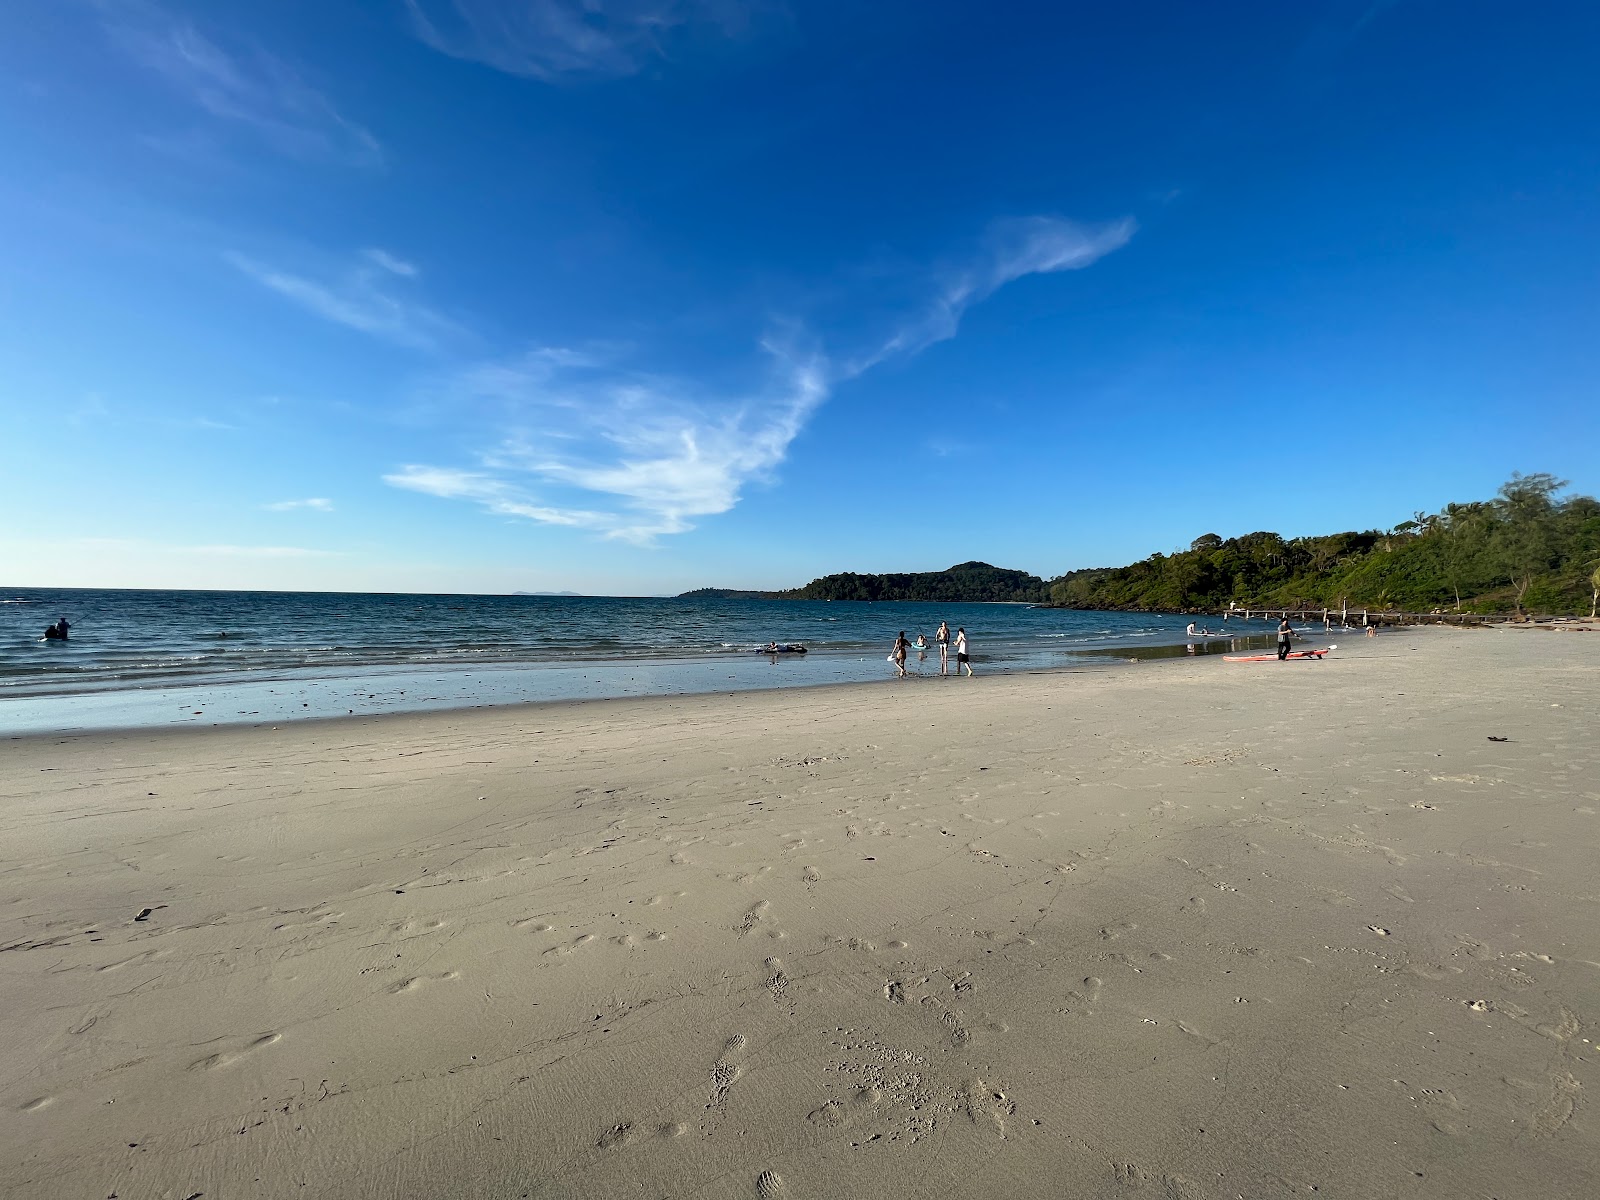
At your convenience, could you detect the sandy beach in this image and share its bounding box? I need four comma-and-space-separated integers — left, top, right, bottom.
2, 627, 1596, 1199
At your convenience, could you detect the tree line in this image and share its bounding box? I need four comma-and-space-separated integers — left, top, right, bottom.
682, 475, 1600, 615
1048, 474, 1600, 616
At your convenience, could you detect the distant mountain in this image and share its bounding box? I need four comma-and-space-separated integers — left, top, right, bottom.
512, 590, 587, 597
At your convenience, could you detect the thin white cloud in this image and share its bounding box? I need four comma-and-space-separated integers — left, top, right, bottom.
387, 215, 1132, 544
854, 215, 1136, 371
227, 250, 461, 351
404, 0, 753, 81
263, 498, 335, 512
387, 340, 827, 545
102, 3, 382, 167
364, 248, 418, 277
385, 466, 616, 530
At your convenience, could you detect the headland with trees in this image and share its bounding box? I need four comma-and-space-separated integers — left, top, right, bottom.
682, 474, 1600, 617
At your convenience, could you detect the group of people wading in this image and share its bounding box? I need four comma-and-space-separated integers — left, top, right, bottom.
890, 619, 971, 679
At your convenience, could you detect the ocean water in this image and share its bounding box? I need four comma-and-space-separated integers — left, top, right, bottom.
0, 588, 1282, 733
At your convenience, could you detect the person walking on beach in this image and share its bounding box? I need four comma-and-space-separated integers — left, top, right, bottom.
1276, 616, 1294, 660
935, 621, 951, 675
891, 630, 911, 677
955, 627, 973, 676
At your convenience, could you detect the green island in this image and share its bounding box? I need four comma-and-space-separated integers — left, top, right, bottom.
683, 474, 1600, 616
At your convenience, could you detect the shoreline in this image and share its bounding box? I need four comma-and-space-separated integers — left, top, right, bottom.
0, 639, 1216, 743
1, 632, 1291, 739
5, 625, 1595, 1198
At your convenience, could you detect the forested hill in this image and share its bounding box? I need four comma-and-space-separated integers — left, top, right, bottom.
681, 476, 1600, 615
679, 563, 1050, 603
783, 562, 1049, 602
1049, 474, 1600, 615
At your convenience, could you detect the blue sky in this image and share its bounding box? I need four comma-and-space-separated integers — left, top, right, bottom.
1, 1, 1596, 594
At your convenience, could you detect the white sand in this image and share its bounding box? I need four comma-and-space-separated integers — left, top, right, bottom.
2, 628, 1596, 1198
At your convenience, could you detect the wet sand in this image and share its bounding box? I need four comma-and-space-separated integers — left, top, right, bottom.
2, 627, 1596, 1198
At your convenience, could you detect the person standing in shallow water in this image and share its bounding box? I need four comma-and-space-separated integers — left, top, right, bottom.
935, 621, 950, 675
955, 627, 973, 676
891, 631, 910, 678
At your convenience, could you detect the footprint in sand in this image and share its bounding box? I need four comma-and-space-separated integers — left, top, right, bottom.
755, 1170, 786, 1198
920, 995, 973, 1045
388, 970, 460, 993
764, 957, 795, 1013
1063, 976, 1103, 1015
802, 865, 821, 885
273, 909, 344, 932
710, 1034, 748, 1109
1531, 1073, 1581, 1135
1100, 922, 1138, 941
1532, 1008, 1581, 1042
1175, 1020, 1219, 1045
960, 1079, 1015, 1136
189, 1032, 281, 1071
806, 1085, 886, 1134
543, 934, 596, 958
511, 917, 554, 931
1367, 925, 1391, 937
1111, 1162, 1200, 1196
20, 1097, 54, 1113
596, 1121, 641, 1151
737, 900, 771, 936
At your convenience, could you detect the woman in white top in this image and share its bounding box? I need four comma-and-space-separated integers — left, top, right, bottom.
954, 627, 972, 676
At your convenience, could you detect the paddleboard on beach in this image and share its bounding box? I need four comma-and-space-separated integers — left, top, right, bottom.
1224, 648, 1333, 662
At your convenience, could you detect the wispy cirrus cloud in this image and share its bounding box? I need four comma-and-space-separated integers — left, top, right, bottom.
263, 498, 335, 512
403, 0, 757, 81
387, 340, 827, 545
853, 215, 1136, 371
101, 1, 381, 167
227, 248, 462, 351
383, 214, 1132, 544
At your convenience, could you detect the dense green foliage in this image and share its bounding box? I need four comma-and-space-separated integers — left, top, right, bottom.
677, 588, 774, 599
679, 562, 1050, 603
682, 476, 1600, 615
781, 561, 1049, 603
1049, 475, 1600, 615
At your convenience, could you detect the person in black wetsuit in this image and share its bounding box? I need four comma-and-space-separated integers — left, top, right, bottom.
43, 618, 70, 641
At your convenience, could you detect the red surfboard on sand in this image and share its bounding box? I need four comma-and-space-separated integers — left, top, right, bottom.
1224, 648, 1332, 662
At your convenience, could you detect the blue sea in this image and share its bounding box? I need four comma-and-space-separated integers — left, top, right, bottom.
0, 588, 1279, 734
